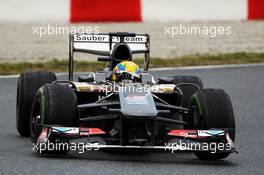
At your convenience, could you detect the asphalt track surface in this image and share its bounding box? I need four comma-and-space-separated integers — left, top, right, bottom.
0, 65, 263, 175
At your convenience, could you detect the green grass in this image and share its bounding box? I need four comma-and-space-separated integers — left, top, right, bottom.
0, 52, 264, 75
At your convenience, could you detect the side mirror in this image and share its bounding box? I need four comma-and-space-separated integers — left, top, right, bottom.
157, 77, 174, 84
78, 75, 94, 82
98, 57, 111, 61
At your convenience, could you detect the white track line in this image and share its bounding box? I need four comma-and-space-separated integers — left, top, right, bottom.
0, 74, 19, 79
0, 63, 263, 79
150, 63, 264, 71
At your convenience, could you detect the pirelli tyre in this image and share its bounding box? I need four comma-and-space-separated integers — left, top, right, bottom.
171, 75, 203, 107
171, 75, 203, 128
30, 84, 79, 154
16, 71, 56, 137
190, 89, 235, 160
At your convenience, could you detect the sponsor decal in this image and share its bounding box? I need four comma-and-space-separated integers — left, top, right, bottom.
74, 34, 146, 43
126, 95, 145, 100
52, 127, 79, 134
168, 130, 198, 138
74, 34, 108, 42
74, 83, 109, 93
168, 129, 225, 138
151, 84, 176, 93
197, 130, 225, 137
125, 95, 148, 105
80, 128, 105, 136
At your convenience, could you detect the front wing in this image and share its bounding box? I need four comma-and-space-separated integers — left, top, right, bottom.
36, 126, 236, 154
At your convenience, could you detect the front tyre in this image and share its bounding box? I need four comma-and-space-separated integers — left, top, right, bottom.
171, 75, 203, 128
30, 84, 78, 154
16, 71, 56, 137
171, 75, 203, 108
190, 89, 235, 160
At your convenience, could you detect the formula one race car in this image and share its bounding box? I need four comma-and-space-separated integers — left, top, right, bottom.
16, 32, 236, 160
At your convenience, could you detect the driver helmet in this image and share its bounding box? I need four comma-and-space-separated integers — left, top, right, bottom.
112, 61, 140, 82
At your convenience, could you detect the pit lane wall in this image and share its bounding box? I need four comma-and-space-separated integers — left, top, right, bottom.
0, 0, 263, 23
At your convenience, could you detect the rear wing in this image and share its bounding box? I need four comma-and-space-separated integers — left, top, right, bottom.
69, 32, 150, 81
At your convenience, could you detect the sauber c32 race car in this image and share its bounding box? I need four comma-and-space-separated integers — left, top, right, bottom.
16, 32, 236, 160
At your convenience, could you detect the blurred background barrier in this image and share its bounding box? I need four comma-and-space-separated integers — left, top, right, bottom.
0, 0, 264, 23
0, 0, 264, 64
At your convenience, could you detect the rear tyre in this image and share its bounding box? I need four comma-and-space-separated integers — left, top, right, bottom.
30, 84, 79, 154
190, 89, 235, 160
16, 71, 56, 137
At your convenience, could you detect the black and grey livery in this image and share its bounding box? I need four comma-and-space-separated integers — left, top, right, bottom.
16, 32, 236, 160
